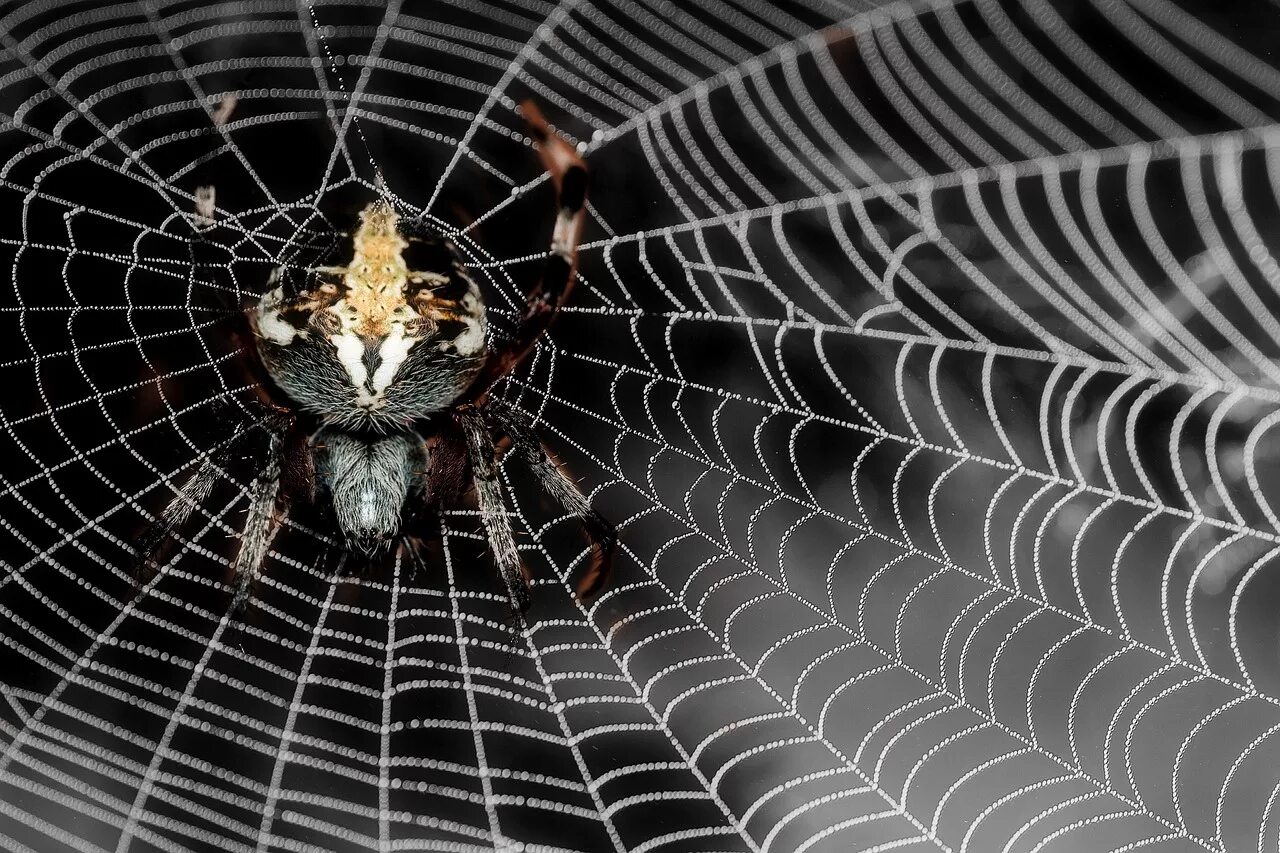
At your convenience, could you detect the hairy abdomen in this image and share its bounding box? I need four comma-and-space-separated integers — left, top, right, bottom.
316, 429, 421, 553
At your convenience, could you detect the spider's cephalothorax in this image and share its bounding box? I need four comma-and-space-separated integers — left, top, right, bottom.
138, 102, 613, 616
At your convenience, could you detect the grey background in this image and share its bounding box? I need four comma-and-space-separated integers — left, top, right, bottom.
1, 0, 1280, 851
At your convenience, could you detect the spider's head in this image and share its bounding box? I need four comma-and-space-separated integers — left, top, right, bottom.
251, 200, 488, 429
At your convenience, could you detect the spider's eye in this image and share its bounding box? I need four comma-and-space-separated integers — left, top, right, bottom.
383, 264, 393, 274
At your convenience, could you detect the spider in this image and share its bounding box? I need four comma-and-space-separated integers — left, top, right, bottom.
137, 102, 613, 616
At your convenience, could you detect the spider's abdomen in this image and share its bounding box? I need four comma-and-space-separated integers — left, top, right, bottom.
251, 201, 487, 431
316, 429, 421, 553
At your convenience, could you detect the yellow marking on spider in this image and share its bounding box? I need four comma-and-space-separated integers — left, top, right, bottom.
326, 199, 414, 338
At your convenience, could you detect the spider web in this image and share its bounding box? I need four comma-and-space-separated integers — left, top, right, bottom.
1, 0, 1280, 850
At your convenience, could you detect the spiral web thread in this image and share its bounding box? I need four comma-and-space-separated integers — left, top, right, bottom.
1, 0, 1280, 851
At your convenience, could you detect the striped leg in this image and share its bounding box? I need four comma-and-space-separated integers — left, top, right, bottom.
492, 403, 615, 602
463, 100, 589, 405
456, 406, 531, 615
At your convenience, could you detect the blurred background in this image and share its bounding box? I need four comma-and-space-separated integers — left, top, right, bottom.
1, 0, 1280, 850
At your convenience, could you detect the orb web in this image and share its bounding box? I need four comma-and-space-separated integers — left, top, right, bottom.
1, 1, 1280, 851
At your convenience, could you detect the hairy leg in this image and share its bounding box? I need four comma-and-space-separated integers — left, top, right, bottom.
185, 182, 316, 505
490, 403, 615, 601
155, 183, 309, 611
455, 405, 531, 615
134, 428, 246, 580
230, 430, 284, 612
423, 415, 470, 508
135, 421, 291, 615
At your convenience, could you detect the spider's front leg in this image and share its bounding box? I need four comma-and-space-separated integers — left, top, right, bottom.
463, 100, 589, 404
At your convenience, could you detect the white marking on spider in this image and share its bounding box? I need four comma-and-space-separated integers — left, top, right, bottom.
371, 323, 416, 393
550, 208, 575, 259
256, 287, 301, 345
332, 331, 369, 399
333, 321, 418, 409
193, 185, 216, 231
449, 316, 486, 356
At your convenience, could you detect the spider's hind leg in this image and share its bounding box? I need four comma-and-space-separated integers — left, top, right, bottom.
229, 430, 285, 613
229, 411, 318, 610
133, 436, 238, 583
134, 418, 301, 618
490, 403, 615, 602
456, 406, 531, 616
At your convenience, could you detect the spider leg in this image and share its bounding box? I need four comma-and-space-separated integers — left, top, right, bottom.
490, 404, 615, 601
133, 431, 242, 581
188, 184, 316, 471
134, 417, 302, 616
277, 414, 316, 506
463, 100, 589, 405
229, 407, 316, 606
455, 406, 531, 615
189, 184, 244, 317
170, 183, 311, 610
187, 189, 304, 435
423, 415, 470, 509
229, 430, 284, 613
